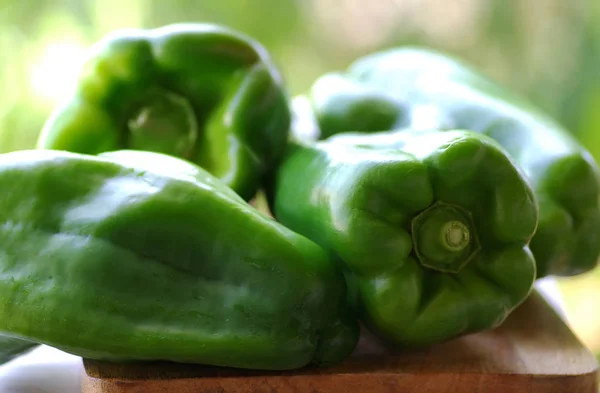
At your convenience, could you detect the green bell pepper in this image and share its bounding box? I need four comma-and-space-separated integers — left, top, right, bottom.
0, 336, 37, 364
0, 149, 358, 369
304, 47, 600, 278
270, 129, 537, 346
36, 23, 292, 201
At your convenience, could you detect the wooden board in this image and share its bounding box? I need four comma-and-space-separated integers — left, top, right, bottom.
82, 290, 599, 393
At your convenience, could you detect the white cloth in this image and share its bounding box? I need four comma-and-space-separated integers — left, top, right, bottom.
0, 279, 566, 393
0, 345, 82, 393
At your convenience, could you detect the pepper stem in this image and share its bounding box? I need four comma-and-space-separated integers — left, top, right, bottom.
126, 88, 198, 159
411, 202, 480, 273
442, 221, 470, 251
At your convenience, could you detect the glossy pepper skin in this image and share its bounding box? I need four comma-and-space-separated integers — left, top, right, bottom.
270, 129, 537, 346
0, 149, 358, 370
305, 48, 600, 278
36, 23, 292, 201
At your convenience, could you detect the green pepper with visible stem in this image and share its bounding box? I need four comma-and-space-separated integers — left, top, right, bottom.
304, 47, 600, 278
36, 23, 292, 201
0, 149, 358, 370
269, 129, 537, 346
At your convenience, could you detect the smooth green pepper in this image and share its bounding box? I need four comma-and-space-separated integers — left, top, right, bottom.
0, 149, 358, 369
270, 129, 537, 346
36, 23, 292, 201
305, 47, 600, 278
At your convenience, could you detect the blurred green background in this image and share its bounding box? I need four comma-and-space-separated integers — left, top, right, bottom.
1, 0, 599, 355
